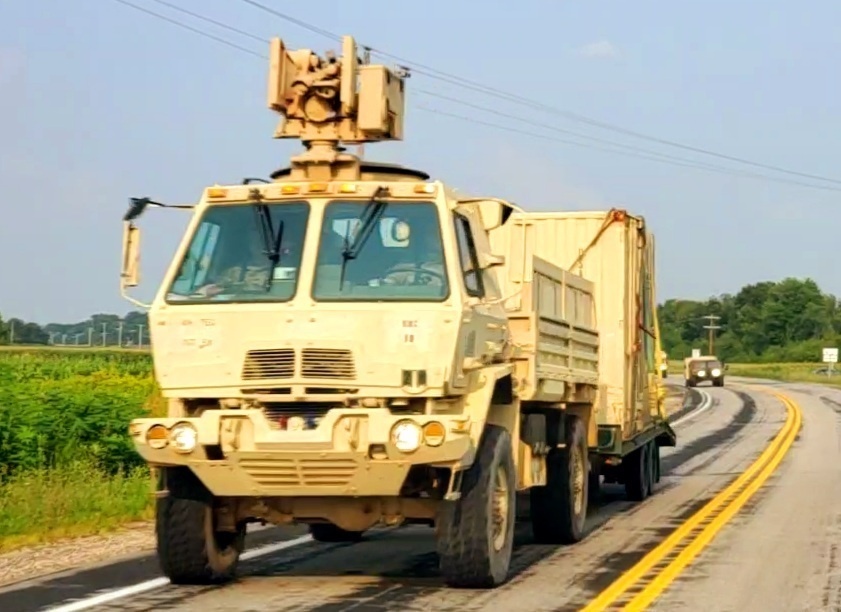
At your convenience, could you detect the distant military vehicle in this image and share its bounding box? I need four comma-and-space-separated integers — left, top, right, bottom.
683, 355, 726, 387
120, 34, 676, 589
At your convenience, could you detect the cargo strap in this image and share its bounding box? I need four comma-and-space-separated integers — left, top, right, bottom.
568, 208, 627, 273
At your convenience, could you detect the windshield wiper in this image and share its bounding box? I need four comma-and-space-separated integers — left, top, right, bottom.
339, 186, 389, 288
250, 190, 285, 291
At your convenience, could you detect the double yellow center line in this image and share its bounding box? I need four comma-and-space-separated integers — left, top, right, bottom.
582, 389, 802, 611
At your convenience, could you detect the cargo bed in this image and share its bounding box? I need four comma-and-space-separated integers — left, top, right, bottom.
490, 208, 676, 458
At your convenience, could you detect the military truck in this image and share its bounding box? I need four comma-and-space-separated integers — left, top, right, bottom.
683, 355, 726, 387
120, 35, 676, 589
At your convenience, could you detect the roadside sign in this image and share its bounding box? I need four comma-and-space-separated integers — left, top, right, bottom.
691, 348, 701, 358
823, 348, 838, 363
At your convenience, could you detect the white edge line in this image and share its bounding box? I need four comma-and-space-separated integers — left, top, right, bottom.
46, 534, 315, 612
671, 390, 713, 427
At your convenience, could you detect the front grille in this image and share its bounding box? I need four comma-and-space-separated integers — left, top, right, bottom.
262, 403, 334, 430
301, 348, 356, 380
242, 349, 295, 380
239, 458, 357, 488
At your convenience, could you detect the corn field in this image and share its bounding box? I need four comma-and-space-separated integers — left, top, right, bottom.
0, 349, 156, 477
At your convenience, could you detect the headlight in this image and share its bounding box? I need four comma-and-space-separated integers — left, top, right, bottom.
390, 420, 423, 453
660, 364, 667, 370
697, 370, 706, 376
145, 424, 169, 450
711, 368, 721, 377
170, 422, 198, 454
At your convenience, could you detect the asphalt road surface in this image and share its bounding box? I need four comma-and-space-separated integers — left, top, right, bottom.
2, 377, 837, 612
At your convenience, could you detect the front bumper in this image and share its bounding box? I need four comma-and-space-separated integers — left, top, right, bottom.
129, 408, 473, 497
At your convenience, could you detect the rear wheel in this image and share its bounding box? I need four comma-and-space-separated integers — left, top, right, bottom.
436, 424, 516, 588
531, 415, 589, 544
309, 523, 365, 542
624, 443, 650, 502
156, 468, 245, 585
652, 442, 661, 484
645, 442, 657, 495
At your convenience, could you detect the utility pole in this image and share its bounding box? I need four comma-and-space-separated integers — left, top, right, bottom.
101, 323, 108, 347
117, 322, 124, 348
88, 327, 93, 346
137, 324, 145, 349
702, 315, 722, 355
9, 320, 14, 345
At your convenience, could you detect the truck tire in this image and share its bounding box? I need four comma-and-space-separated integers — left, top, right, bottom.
652, 442, 661, 484
623, 443, 650, 502
309, 523, 364, 543
714, 378, 724, 387
156, 468, 245, 585
645, 442, 657, 495
530, 415, 589, 544
436, 424, 516, 589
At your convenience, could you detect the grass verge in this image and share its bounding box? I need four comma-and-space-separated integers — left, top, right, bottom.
725, 362, 841, 386
0, 461, 154, 553
667, 360, 841, 387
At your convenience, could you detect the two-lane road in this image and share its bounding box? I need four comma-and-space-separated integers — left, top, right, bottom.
3, 379, 837, 611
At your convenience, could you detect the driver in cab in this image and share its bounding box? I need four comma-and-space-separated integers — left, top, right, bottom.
380, 221, 445, 288
194, 235, 300, 297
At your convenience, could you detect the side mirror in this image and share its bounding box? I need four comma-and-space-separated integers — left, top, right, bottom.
724, 364, 729, 371
121, 221, 141, 289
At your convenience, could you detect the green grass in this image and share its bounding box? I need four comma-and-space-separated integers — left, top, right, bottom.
0, 461, 154, 552
667, 359, 841, 386
0, 349, 158, 551
725, 362, 841, 386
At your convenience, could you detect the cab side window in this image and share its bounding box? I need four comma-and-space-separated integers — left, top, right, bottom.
454, 214, 484, 298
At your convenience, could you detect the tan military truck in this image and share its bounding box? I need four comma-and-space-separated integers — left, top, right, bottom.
120, 35, 676, 589
683, 355, 726, 387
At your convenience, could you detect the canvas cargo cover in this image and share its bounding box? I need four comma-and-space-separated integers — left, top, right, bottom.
489, 209, 660, 440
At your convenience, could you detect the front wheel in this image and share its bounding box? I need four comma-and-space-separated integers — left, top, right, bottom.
156, 469, 245, 585
436, 424, 516, 589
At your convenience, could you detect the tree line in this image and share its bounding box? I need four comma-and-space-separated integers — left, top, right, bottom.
658, 277, 841, 363
0, 311, 150, 347
1, 277, 837, 362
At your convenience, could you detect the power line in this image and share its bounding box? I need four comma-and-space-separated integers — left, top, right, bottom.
235, 0, 841, 187
111, 0, 841, 192
415, 96, 841, 192
417, 105, 841, 192
145, 0, 266, 44
111, 0, 265, 58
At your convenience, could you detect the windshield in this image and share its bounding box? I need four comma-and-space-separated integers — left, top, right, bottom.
166, 202, 309, 303
691, 360, 721, 372
312, 200, 449, 301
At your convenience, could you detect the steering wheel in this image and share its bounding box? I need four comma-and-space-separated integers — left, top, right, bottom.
384, 265, 446, 285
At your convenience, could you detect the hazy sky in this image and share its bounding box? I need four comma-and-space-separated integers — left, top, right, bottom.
2, 0, 841, 323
